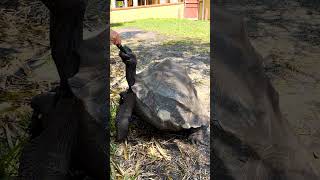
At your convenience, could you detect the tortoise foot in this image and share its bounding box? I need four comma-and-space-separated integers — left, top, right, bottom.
188, 126, 209, 145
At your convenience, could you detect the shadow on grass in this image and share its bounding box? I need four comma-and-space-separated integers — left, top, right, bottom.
111, 22, 125, 28
119, 30, 146, 39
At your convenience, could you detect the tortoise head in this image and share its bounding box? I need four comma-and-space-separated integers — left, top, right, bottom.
119, 45, 137, 87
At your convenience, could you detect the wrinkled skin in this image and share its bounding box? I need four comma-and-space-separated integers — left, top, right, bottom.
212, 7, 320, 180
119, 45, 137, 87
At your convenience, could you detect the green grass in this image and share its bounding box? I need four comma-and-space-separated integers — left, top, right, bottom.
111, 18, 210, 43
0, 111, 31, 177
110, 103, 118, 135
0, 137, 28, 177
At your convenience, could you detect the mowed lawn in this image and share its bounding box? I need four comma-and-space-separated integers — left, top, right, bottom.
111, 18, 210, 43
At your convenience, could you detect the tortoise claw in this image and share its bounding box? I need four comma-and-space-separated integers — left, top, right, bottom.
188, 127, 208, 145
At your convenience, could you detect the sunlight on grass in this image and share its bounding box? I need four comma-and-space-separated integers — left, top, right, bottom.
111, 18, 209, 43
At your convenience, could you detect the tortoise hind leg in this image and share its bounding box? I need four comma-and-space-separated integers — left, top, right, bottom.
116, 90, 136, 141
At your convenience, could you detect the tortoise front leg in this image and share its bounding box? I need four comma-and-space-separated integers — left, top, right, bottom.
116, 90, 136, 141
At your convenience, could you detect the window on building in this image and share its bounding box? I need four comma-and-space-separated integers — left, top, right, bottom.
113, 0, 183, 8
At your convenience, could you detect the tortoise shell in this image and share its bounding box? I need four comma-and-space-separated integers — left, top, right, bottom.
132, 59, 208, 131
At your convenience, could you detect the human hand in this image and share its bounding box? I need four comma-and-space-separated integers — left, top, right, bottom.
110, 29, 121, 45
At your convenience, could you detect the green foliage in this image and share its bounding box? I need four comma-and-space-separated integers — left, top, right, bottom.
110, 103, 118, 135
0, 111, 31, 177
0, 136, 28, 177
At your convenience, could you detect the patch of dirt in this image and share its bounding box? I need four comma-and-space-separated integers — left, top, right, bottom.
110, 28, 210, 179
216, 0, 320, 170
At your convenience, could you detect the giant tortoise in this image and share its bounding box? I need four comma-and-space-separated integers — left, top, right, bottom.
115, 46, 209, 144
